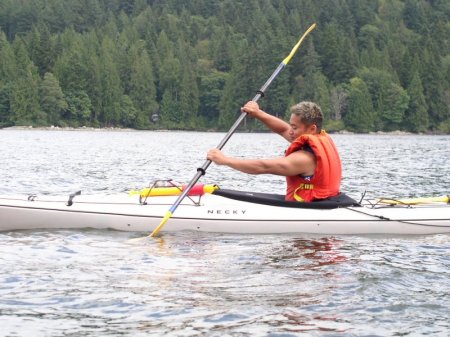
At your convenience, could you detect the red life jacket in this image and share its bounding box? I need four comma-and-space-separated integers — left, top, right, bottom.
285, 130, 341, 202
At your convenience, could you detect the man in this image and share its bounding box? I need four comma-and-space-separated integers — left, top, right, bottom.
207, 101, 342, 202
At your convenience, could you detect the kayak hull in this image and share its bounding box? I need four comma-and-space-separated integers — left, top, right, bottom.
1, 193, 449, 234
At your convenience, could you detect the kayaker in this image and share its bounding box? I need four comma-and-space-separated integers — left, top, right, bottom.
207, 101, 342, 202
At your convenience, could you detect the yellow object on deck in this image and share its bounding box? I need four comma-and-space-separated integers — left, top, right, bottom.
129, 184, 218, 197
378, 195, 449, 205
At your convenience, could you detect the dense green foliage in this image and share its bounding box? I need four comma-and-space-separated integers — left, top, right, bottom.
0, 0, 449, 132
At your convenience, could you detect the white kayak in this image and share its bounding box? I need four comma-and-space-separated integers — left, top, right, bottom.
0, 187, 449, 235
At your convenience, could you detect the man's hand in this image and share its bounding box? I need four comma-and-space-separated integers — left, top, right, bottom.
207, 149, 228, 165
241, 101, 261, 118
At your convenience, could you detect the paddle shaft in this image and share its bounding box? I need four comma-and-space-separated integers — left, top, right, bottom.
150, 24, 317, 237
166, 65, 283, 215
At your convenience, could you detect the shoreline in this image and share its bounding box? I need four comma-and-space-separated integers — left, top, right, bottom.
1, 125, 138, 132
1, 125, 448, 136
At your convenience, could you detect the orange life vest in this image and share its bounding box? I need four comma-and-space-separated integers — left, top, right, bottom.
285, 130, 342, 202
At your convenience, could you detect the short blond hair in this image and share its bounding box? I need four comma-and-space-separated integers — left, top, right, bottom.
290, 101, 323, 131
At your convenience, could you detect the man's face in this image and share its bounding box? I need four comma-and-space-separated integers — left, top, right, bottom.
288, 114, 317, 141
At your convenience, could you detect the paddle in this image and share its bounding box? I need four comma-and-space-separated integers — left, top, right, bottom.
149, 23, 317, 237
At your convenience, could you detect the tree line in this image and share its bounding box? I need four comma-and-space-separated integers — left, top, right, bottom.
0, 0, 449, 133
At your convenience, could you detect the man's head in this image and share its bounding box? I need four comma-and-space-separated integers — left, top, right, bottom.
288, 101, 323, 140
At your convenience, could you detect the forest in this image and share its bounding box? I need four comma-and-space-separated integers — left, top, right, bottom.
0, 0, 449, 133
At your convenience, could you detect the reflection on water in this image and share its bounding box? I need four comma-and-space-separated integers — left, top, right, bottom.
274, 237, 348, 269
263, 237, 352, 334
122, 234, 356, 335
1, 230, 449, 336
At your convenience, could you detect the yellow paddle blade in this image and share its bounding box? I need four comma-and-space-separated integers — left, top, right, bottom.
150, 211, 173, 237
378, 195, 449, 205
282, 23, 317, 65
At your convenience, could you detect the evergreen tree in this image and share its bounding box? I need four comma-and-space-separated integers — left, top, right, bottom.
378, 0, 406, 32
0, 30, 16, 82
311, 71, 332, 120
120, 94, 137, 128
82, 31, 102, 124
71, 0, 104, 32
10, 37, 44, 125
156, 30, 172, 64
403, 0, 428, 34
65, 91, 92, 125
358, 67, 407, 130
378, 82, 410, 131
218, 40, 253, 129
396, 48, 416, 88
405, 70, 428, 132
40, 72, 68, 125
98, 37, 123, 126
160, 89, 181, 127
420, 45, 449, 129
158, 45, 182, 126
179, 64, 200, 128
358, 24, 383, 50
211, 28, 233, 72
294, 39, 321, 102
317, 23, 356, 84
344, 77, 374, 132
0, 30, 17, 128
0, 82, 12, 126
32, 23, 54, 76
129, 45, 158, 128
360, 40, 384, 69
53, 33, 89, 93
199, 70, 228, 125
158, 50, 181, 95
115, 30, 133, 95
7, 0, 38, 37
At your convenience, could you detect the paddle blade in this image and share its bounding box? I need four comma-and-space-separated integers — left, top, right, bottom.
282, 23, 316, 65
126, 211, 173, 243
150, 211, 173, 237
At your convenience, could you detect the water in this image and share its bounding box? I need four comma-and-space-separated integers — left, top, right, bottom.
1, 129, 449, 336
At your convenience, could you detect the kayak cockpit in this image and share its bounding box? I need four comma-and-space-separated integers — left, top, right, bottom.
213, 189, 360, 209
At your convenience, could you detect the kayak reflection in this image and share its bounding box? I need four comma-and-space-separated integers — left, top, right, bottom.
268, 237, 347, 270
293, 237, 347, 268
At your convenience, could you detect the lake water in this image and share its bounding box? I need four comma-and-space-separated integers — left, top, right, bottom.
0, 129, 449, 336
